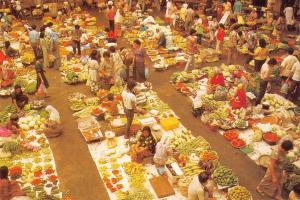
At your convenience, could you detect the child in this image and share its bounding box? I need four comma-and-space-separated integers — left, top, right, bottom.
194, 15, 204, 44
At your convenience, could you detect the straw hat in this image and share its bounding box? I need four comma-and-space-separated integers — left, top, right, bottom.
108, 1, 113, 5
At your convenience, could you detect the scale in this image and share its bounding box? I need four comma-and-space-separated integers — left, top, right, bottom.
105, 131, 117, 149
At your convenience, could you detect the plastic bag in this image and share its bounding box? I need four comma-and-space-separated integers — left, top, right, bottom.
145, 67, 149, 79
280, 82, 288, 94
36, 81, 47, 98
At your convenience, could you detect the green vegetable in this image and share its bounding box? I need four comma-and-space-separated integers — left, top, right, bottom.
3, 141, 21, 155
24, 82, 37, 94
213, 165, 238, 186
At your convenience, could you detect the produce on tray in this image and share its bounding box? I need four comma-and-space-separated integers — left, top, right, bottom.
223, 130, 239, 141
213, 165, 238, 187
228, 186, 251, 200
123, 162, 146, 188
175, 136, 210, 155
263, 132, 279, 145
231, 138, 246, 149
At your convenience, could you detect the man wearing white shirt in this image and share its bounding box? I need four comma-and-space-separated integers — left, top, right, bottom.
280, 47, 298, 81
28, 25, 40, 58
188, 172, 213, 200
121, 80, 144, 139
287, 60, 300, 101
256, 58, 277, 105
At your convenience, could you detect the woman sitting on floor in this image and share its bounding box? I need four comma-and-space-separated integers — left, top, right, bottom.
130, 126, 157, 163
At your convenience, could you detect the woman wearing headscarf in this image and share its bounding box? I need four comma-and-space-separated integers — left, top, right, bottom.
44, 105, 63, 138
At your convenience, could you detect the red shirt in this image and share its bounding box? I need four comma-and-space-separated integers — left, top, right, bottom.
231, 88, 247, 109
216, 28, 225, 41
108, 31, 116, 39
0, 179, 25, 200
210, 73, 225, 86
0, 51, 4, 64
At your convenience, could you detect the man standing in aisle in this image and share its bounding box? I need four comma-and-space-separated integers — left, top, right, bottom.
122, 80, 145, 139
256, 58, 277, 105
49, 31, 61, 69
28, 25, 40, 58
184, 29, 198, 71
72, 25, 82, 56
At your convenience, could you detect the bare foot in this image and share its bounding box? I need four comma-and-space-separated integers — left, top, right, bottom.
256, 187, 265, 196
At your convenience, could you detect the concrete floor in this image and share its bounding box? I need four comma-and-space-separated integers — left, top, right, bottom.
0, 9, 278, 200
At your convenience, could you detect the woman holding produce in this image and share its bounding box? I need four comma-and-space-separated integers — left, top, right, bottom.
257, 140, 294, 200
251, 39, 269, 72
99, 51, 115, 89
39, 31, 50, 68
11, 85, 29, 110
188, 171, 214, 200
133, 39, 147, 83
87, 50, 100, 92
130, 126, 156, 163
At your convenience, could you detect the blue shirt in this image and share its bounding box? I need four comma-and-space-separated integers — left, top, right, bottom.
234, 1, 242, 13
29, 30, 39, 44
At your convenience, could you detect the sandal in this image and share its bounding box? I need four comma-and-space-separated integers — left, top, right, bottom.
256, 187, 265, 196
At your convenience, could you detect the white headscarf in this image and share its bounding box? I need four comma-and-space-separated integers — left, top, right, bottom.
45, 105, 60, 123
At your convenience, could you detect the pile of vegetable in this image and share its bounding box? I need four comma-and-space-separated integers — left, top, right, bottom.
0, 105, 17, 123
213, 165, 238, 187
175, 136, 210, 155
123, 162, 146, 188
169, 129, 194, 149
228, 186, 251, 200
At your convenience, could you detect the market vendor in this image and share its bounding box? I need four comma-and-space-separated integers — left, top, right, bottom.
4, 41, 18, 58
153, 135, 173, 167
230, 84, 247, 109
130, 126, 157, 163
257, 140, 294, 200
210, 68, 225, 87
44, 105, 63, 138
101, 93, 118, 116
156, 28, 166, 48
188, 171, 214, 200
5, 114, 20, 135
11, 85, 29, 110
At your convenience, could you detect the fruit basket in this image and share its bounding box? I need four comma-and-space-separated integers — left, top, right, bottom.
230, 138, 246, 149
263, 132, 279, 145
223, 130, 238, 141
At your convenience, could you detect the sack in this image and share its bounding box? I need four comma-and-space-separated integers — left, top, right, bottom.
280, 82, 288, 94
145, 67, 149, 79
